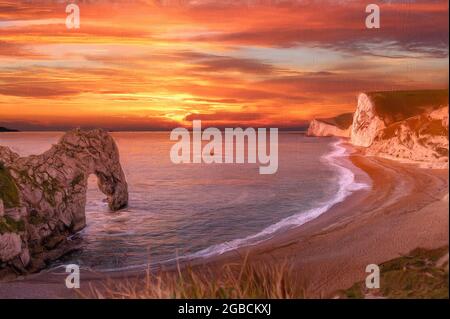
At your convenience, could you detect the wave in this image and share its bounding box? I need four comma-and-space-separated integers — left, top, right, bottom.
65, 138, 370, 273
179, 139, 369, 260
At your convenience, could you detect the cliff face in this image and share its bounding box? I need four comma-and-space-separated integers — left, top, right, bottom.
0, 129, 128, 275
350, 93, 386, 147
366, 106, 449, 168
351, 90, 449, 147
307, 113, 353, 137
350, 89, 449, 168
308, 89, 449, 168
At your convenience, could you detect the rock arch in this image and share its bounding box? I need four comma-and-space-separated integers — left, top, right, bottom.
0, 129, 128, 274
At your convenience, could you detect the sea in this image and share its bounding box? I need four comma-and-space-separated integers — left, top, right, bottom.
0, 132, 369, 272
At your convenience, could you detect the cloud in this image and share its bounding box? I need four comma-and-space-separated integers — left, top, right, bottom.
182, 1, 448, 58
0, 115, 181, 131
0, 84, 80, 98
187, 55, 277, 74
0, 0, 447, 130
184, 111, 264, 121
0, 41, 47, 58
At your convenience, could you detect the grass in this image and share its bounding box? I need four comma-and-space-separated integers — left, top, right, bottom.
84, 258, 311, 299
341, 246, 449, 299
317, 112, 353, 130
85, 246, 449, 299
0, 215, 25, 234
0, 163, 20, 208
367, 89, 448, 126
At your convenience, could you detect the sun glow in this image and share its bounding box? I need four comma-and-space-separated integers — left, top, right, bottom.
0, 0, 448, 130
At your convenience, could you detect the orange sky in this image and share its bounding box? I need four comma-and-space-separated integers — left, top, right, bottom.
0, 0, 448, 130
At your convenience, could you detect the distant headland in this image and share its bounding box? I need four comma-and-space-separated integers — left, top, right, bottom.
0, 127, 18, 133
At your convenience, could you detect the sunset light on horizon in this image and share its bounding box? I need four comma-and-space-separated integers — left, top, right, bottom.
0, 0, 448, 131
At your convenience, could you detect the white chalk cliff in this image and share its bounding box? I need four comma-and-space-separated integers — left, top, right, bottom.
0, 129, 128, 276
366, 106, 449, 168
350, 93, 386, 147
309, 89, 449, 168
307, 113, 353, 137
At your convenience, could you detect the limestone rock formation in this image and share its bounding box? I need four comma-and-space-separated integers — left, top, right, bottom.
350, 89, 449, 168
0, 233, 21, 262
307, 89, 449, 168
307, 113, 353, 137
351, 89, 448, 147
350, 93, 386, 147
0, 129, 128, 275
366, 106, 449, 168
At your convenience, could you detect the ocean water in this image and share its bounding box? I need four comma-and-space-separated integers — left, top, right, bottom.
0, 132, 368, 271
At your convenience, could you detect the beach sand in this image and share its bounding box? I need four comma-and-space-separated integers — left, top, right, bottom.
221, 153, 449, 297
0, 150, 448, 298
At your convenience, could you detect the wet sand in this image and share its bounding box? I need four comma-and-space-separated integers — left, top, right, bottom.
0, 151, 448, 298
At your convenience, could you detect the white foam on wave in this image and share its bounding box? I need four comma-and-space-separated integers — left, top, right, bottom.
69, 139, 370, 273
181, 139, 370, 260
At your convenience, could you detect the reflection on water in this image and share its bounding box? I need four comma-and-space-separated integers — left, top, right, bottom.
0, 132, 341, 271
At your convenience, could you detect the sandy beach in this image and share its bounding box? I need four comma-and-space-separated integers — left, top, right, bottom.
227, 152, 449, 297
0, 147, 448, 299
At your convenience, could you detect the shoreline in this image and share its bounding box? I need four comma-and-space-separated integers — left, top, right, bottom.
0, 145, 448, 298
206, 151, 448, 297
175, 138, 369, 261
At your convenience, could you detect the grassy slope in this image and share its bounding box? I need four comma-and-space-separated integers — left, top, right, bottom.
85, 260, 311, 299
341, 246, 449, 299
316, 112, 354, 130
88, 246, 449, 299
367, 89, 449, 126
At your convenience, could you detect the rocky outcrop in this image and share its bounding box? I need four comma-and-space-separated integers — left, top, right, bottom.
0, 129, 128, 276
366, 106, 449, 168
307, 89, 449, 168
307, 113, 353, 137
350, 93, 386, 147
351, 89, 448, 147
350, 89, 449, 168
0, 233, 21, 262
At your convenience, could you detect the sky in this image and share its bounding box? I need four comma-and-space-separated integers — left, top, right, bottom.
0, 0, 448, 131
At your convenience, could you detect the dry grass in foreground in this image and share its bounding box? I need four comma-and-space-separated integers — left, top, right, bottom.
83, 246, 449, 299
84, 259, 311, 299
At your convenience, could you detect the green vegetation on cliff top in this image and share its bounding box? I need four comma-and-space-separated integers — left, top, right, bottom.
316, 112, 354, 130
0, 162, 20, 208
367, 89, 449, 125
